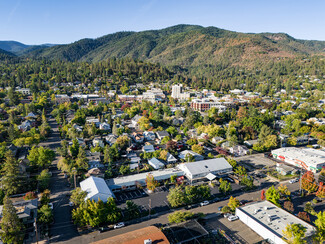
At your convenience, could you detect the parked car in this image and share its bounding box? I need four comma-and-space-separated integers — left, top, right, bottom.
48, 203, 53, 209
99, 226, 110, 233
240, 200, 249, 205
228, 215, 239, 221
226, 177, 234, 183
200, 201, 210, 206
224, 213, 231, 218
114, 222, 125, 229
218, 206, 223, 211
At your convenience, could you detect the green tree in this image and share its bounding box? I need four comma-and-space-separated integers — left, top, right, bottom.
161, 136, 171, 144
191, 144, 204, 155
258, 125, 272, 143
167, 185, 186, 208
125, 200, 140, 220
69, 138, 80, 158
57, 140, 69, 157
282, 223, 306, 244
228, 196, 240, 212
0, 197, 24, 244
241, 175, 254, 190
265, 185, 281, 206
103, 145, 113, 164
75, 147, 89, 172
314, 211, 325, 243
119, 165, 130, 176
70, 187, 87, 207
166, 126, 178, 137
38, 204, 53, 225
106, 197, 121, 224
37, 169, 51, 191
168, 210, 195, 224
219, 178, 232, 195
146, 173, 159, 191
1, 151, 20, 195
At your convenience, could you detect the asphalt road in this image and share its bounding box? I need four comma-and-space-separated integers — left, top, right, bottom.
41, 116, 80, 242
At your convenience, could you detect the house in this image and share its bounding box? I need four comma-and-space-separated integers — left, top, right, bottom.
85, 168, 105, 178
211, 136, 225, 145
179, 150, 204, 161
16, 88, 31, 95
276, 163, 297, 176
55, 94, 70, 104
177, 158, 232, 181
80, 176, 115, 202
105, 134, 118, 146
143, 131, 156, 141
131, 115, 142, 127
142, 144, 155, 153
25, 112, 37, 119
18, 120, 32, 132
156, 131, 170, 140
131, 132, 144, 143
86, 151, 103, 169
0, 198, 38, 226
148, 158, 165, 170
166, 153, 177, 164
92, 138, 104, 148
86, 117, 101, 127
99, 122, 111, 131
244, 139, 258, 148
72, 124, 83, 132
229, 145, 250, 156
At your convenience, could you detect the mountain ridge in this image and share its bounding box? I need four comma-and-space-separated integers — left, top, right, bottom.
4, 24, 325, 67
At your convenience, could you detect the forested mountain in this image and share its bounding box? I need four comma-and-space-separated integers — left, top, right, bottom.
0, 48, 16, 60
22, 25, 325, 67
0, 41, 56, 55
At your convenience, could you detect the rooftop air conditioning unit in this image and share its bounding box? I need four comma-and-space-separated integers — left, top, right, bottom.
144, 239, 152, 244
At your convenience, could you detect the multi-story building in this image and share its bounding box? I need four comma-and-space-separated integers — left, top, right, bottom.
55, 94, 70, 104
191, 98, 227, 112
171, 84, 190, 100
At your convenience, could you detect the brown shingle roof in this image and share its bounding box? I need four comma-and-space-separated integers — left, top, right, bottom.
92, 226, 169, 244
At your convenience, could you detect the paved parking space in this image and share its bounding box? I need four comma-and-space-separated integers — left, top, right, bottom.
206, 215, 263, 244
115, 189, 147, 202
236, 153, 276, 171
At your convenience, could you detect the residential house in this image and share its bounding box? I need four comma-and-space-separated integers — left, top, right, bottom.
148, 158, 165, 170
18, 120, 32, 132
92, 137, 104, 148
86, 151, 103, 169
211, 136, 225, 145
86, 117, 101, 127
55, 94, 70, 104
142, 144, 155, 153
131, 115, 142, 128
179, 150, 204, 161
156, 131, 170, 140
143, 131, 156, 141
105, 134, 118, 146
99, 122, 110, 131
229, 145, 250, 156
131, 132, 144, 143
166, 153, 177, 164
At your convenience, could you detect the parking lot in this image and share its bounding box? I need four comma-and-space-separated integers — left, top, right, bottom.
236, 153, 276, 171
206, 215, 263, 244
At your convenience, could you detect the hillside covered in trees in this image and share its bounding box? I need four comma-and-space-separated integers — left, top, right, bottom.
22, 24, 325, 67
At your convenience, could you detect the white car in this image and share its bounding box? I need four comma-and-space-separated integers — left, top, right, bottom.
69, 202, 74, 207
228, 215, 239, 221
114, 222, 125, 229
200, 201, 210, 206
289, 178, 299, 184
48, 203, 53, 210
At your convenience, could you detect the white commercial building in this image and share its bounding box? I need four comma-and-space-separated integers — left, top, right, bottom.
171, 84, 190, 100
177, 158, 232, 181
80, 176, 115, 202
106, 168, 184, 192
236, 201, 315, 244
271, 147, 325, 172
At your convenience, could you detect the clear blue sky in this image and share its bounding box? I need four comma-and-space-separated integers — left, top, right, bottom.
1, 0, 325, 44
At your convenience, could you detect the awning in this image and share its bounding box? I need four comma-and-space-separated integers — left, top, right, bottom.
206, 173, 217, 181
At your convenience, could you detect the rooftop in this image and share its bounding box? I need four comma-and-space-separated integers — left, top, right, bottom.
272, 147, 325, 166
237, 201, 315, 238
93, 226, 169, 244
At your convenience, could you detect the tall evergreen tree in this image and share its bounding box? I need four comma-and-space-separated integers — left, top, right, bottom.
0, 197, 24, 244
1, 151, 20, 195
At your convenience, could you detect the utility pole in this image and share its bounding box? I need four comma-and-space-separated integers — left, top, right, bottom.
34, 218, 38, 244
149, 199, 151, 217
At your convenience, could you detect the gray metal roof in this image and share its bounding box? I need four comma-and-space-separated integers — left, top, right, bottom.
178, 158, 232, 176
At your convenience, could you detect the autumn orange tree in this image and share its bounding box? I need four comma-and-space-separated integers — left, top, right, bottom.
146, 173, 158, 192
301, 171, 318, 194
316, 182, 325, 199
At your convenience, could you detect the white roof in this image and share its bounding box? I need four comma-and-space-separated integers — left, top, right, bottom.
206, 173, 217, 181
237, 201, 315, 238
177, 158, 232, 177
148, 157, 164, 169
271, 147, 325, 167
107, 168, 184, 190
80, 176, 114, 202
